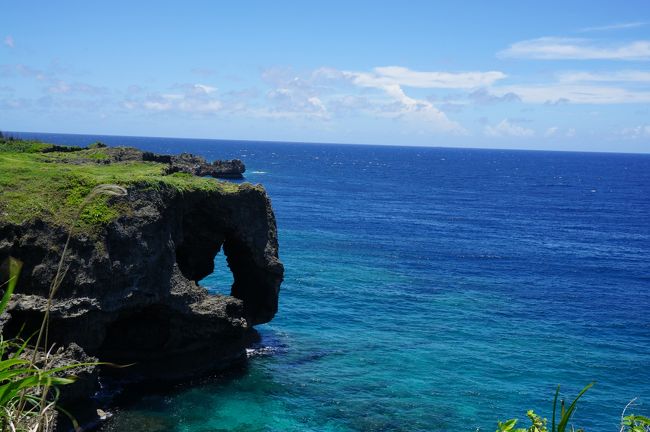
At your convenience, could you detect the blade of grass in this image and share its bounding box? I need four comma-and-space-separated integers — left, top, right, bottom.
557, 382, 594, 432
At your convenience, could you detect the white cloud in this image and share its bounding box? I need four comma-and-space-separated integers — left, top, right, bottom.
344, 66, 506, 89
492, 84, 650, 104
336, 66, 498, 134
545, 126, 559, 137
265, 88, 330, 119
256, 66, 505, 131
498, 37, 650, 60
579, 22, 645, 33
259, 67, 336, 119
621, 125, 650, 139
257, 66, 470, 131
469, 88, 521, 104
3, 35, 14, 48
46, 80, 107, 95
193, 84, 217, 94
142, 100, 172, 111
565, 128, 576, 138
487, 67, 650, 105
485, 119, 535, 137
557, 70, 650, 83
307, 96, 327, 113
125, 85, 223, 114
161, 93, 183, 100
381, 84, 467, 134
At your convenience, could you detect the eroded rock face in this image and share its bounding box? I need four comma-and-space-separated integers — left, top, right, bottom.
0, 182, 283, 384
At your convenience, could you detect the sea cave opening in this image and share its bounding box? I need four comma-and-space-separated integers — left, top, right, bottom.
200, 249, 235, 295
173, 218, 246, 301
173, 206, 240, 298
174, 209, 277, 325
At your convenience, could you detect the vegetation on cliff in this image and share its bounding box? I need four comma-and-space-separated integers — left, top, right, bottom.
0, 186, 129, 431
0, 135, 242, 233
0, 134, 284, 430
0, 180, 136, 430
496, 383, 650, 432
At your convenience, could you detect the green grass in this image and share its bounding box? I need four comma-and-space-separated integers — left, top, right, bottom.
0, 138, 243, 233
0, 139, 55, 154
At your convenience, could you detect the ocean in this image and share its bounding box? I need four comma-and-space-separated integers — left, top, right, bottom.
13, 132, 650, 431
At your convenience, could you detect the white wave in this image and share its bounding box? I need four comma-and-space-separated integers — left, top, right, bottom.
246, 346, 278, 358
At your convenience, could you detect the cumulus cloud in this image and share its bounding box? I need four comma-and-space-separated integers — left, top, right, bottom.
498, 37, 650, 60
378, 84, 467, 134
3, 35, 14, 48
333, 66, 507, 133
265, 88, 329, 118
261, 70, 330, 119
484, 119, 535, 137
257, 66, 475, 132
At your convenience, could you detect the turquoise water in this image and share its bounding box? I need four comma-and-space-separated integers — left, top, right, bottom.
15, 133, 650, 431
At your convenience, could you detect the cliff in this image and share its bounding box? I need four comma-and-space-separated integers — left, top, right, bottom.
0, 139, 283, 389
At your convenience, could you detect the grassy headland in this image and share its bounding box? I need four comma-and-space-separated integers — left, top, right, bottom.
0, 136, 241, 232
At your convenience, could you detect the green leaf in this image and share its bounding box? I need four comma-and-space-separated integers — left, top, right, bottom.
498, 418, 519, 432
557, 382, 593, 432
0, 358, 30, 372
552, 385, 560, 432
0, 257, 22, 314
628, 415, 650, 425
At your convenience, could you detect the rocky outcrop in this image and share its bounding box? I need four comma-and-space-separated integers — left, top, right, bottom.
41, 146, 246, 179
164, 153, 246, 178
0, 180, 283, 386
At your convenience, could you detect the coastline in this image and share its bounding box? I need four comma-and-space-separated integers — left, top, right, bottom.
0, 137, 284, 429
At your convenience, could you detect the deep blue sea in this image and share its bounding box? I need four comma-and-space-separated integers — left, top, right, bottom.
13, 132, 650, 431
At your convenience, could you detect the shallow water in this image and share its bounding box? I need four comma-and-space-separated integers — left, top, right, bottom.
16, 133, 650, 431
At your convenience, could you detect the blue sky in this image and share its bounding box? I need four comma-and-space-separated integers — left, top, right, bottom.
1, 1, 649, 152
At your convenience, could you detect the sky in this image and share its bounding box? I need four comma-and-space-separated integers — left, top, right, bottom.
1, 1, 649, 152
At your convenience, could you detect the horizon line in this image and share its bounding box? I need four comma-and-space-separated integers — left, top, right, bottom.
6, 129, 650, 156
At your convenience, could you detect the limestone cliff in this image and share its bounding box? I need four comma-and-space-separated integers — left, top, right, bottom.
0, 141, 283, 389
